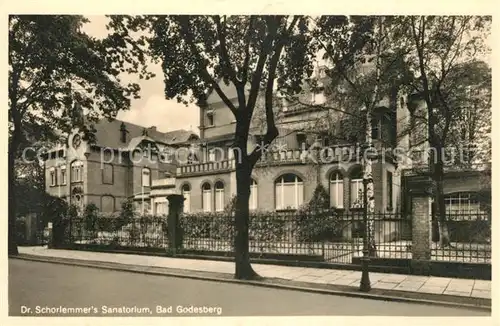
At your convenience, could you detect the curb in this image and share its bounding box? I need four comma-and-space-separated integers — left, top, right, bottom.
10, 255, 491, 313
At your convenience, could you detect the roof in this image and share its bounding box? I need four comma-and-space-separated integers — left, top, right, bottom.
164, 129, 199, 144
88, 118, 198, 149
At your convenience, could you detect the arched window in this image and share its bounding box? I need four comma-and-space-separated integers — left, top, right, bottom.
350, 166, 364, 208
142, 167, 151, 187
250, 179, 258, 210
70, 161, 83, 183
330, 171, 344, 209
202, 182, 212, 212
182, 184, 191, 213
444, 192, 482, 214
275, 174, 304, 210
215, 181, 225, 212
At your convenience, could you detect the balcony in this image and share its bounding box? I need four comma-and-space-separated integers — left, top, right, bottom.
257, 144, 358, 166
176, 159, 236, 176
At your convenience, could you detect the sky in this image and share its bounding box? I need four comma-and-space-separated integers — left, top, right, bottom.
82, 16, 492, 135
82, 16, 200, 134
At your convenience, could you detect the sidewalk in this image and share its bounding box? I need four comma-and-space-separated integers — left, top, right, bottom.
13, 246, 491, 308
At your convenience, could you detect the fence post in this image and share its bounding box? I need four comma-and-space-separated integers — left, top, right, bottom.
409, 177, 433, 275
167, 194, 185, 256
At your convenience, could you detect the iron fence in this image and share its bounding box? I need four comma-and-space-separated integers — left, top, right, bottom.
67, 215, 169, 250
58, 208, 490, 268
431, 212, 491, 263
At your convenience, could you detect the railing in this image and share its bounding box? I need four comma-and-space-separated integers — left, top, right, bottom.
57, 209, 490, 271
67, 215, 169, 249
176, 159, 236, 175
431, 212, 491, 263
257, 144, 359, 165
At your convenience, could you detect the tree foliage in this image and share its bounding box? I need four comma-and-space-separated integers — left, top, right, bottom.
8, 15, 151, 255
109, 15, 335, 279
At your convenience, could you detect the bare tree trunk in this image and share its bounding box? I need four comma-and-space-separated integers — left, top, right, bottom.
434, 146, 451, 247
233, 139, 259, 280
364, 109, 377, 257
8, 136, 20, 256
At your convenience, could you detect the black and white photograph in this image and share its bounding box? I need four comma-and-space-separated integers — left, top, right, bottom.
4, 4, 495, 323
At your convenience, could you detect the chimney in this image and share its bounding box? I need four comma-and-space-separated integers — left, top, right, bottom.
148, 126, 157, 132
120, 122, 127, 143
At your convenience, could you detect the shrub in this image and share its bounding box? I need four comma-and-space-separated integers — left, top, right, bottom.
296, 184, 341, 242
83, 204, 99, 229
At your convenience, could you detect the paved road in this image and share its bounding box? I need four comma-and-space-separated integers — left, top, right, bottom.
8, 259, 488, 316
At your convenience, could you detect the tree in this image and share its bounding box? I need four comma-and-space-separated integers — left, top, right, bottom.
8, 15, 151, 255
444, 60, 491, 169
109, 15, 342, 279
397, 16, 491, 246
307, 16, 414, 256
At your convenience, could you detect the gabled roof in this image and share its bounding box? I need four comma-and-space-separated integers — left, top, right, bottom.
87, 118, 198, 149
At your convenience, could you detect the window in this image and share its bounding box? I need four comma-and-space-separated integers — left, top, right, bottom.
329, 171, 344, 209
250, 179, 258, 210
207, 111, 214, 126
155, 199, 168, 215
215, 181, 225, 212
296, 133, 307, 149
182, 184, 191, 213
444, 192, 482, 214
49, 168, 56, 186
371, 117, 380, 140
60, 166, 67, 185
101, 195, 115, 213
70, 161, 83, 182
202, 183, 212, 212
142, 168, 151, 187
275, 174, 304, 210
311, 87, 326, 105
208, 149, 216, 162
102, 163, 114, 184
350, 167, 364, 208
387, 171, 393, 209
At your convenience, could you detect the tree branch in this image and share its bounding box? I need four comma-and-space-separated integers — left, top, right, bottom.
245, 16, 281, 115
248, 16, 299, 167
177, 16, 238, 116
241, 16, 256, 84
214, 15, 240, 86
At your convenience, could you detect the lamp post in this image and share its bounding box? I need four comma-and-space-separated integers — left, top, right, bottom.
359, 171, 371, 292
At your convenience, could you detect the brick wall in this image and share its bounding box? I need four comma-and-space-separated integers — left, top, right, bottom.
411, 194, 432, 261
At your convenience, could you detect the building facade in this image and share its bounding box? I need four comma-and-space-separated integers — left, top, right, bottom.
43, 69, 489, 217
